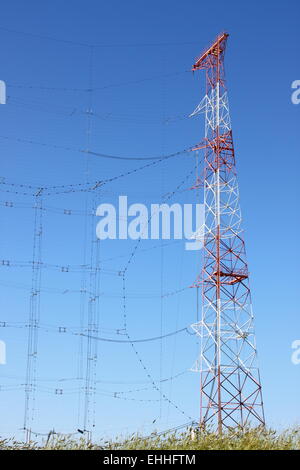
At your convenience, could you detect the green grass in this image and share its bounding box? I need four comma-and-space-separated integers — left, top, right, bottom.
1, 427, 300, 450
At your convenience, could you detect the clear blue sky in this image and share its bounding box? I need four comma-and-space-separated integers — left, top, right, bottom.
0, 0, 299, 440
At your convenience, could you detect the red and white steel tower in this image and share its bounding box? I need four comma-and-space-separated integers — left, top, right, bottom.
190, 33, 265, 432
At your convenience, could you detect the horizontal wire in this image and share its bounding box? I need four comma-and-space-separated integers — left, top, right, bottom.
0, 320, 195, 343
0, 369, 187, 386
0, 146, 193, 197
0, 278, 190, 300
0, 259, 119, 275
0, 134, 193, 162
7, 94, 190, 123
12, 384, 162, 403
79, 326, 194, 343
0, 27, 201, 49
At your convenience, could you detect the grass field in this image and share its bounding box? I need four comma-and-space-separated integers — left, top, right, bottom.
1, 427, 299, 450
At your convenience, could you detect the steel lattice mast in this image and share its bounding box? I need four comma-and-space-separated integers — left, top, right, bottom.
190, 33, 265, 432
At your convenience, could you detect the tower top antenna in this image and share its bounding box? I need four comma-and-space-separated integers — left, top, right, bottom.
192, 32, 229, 71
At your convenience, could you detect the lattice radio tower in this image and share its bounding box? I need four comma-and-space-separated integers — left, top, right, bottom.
190, 33, 265, 432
